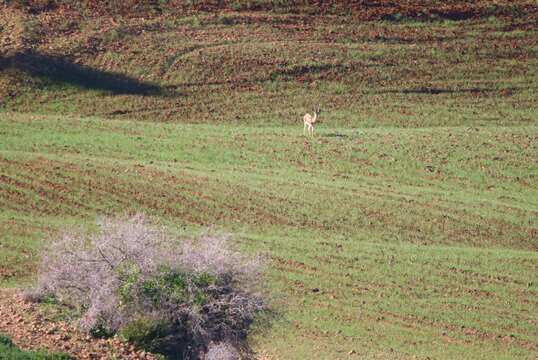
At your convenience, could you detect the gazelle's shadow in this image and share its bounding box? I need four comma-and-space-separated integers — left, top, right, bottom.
324, 133, 350, 138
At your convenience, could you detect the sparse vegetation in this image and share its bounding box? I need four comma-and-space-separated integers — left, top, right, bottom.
27, 215, 262, 359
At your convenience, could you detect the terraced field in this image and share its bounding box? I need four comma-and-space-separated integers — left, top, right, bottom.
1, 1, 537, 359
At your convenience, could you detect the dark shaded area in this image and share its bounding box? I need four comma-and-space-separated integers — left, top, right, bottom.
381, 8, 478, 22
325, 133, 350, 138
384, 87, 490, 95
374, 87, 528, 95
0, 51, 162, 95
165, 78, 264, 88
272, 63, 354, 80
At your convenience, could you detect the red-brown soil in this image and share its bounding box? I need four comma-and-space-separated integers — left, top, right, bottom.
0, 289, 159, 359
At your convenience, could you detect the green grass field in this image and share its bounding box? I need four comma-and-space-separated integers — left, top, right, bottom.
1, 2, 537, 359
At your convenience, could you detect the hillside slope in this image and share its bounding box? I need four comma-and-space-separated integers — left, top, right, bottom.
0, 2, 537, 360
1, 1, 537, 126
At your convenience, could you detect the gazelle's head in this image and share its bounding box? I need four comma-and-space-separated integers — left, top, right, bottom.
314, 105, 321, 119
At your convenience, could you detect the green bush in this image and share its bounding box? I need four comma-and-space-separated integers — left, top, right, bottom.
0, 334, 14, 347
118, 265, 218, 309
0, 334, 73, 360
116, 267, 220, 355
120, 318, 170, 351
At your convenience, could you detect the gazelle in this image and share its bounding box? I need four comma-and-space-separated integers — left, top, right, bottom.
303, 105, 321, 136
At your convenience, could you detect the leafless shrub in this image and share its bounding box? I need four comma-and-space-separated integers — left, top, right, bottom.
27, 214, 263, 359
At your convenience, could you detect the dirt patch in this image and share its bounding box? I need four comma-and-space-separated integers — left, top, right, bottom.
0, 289, 159, 359
0, 4, 26, 53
